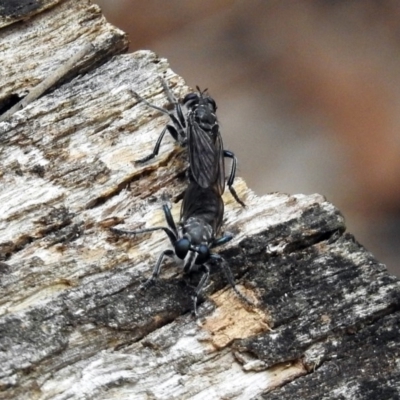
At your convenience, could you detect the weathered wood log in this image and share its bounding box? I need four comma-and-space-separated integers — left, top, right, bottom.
0, 0, 128, 113
1, 2, 399, 399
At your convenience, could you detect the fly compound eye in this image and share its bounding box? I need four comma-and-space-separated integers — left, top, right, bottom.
183, 93, 199, 108
195, 244, 210, 265
175, 238, 191, 259
207, 97, 217, 112
183, 93, 198, 102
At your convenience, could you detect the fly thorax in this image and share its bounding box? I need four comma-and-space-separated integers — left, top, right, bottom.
193, 107, 217, 132
174, 237, 191, 260
183, 217, 213, 247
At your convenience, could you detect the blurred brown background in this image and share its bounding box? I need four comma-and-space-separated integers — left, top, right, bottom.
94, 0, 400, 275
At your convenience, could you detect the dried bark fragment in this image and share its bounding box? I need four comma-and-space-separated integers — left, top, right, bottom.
0, 0, 128, 114
0, 0, 62, 28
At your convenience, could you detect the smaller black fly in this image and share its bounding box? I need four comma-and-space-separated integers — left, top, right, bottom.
111, 182, 249, 316
131, 78, 245, 207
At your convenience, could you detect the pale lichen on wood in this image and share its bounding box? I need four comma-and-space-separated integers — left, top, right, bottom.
0, 1, 399, 399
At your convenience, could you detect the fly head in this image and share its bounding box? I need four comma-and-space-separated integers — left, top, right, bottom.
194, 244, 211, 265
174, 237, 191, 259
183, 88, 217, 113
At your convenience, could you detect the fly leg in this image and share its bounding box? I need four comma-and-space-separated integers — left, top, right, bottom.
135, 124, 180, 164
159, 77, 186, 129
111, 225, 177, 289
130, 82, 187, 163
211, 254, 254, 306
192, 264, 210, 317
224, 150, 245, 207
211, 234, 233, 249
111, 224, 178, 247
139, 249, 174, 290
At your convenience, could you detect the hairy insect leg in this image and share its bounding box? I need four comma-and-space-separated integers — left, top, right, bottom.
133, 80, 185, 128
159, 77, 178, 103
135, 125, 179, 164
211, 254, 254, 306
159, 77, 186, 128
140, 249, 174, 290
130, 89, 170, 116
192, 264, 211, 316
162, 203, 178, 234
173, 188, 186, 204
131, 84, 187, 164
211, 234, 233, 249
111, 226, 177, 246
223, 150, 246, 207
230, 187, 245, 208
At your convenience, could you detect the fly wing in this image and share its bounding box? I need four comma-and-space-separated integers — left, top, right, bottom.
187, 121, 225, 195
187, 120, 219, 189
213, 130, 226, 196
180, 182, 202, 221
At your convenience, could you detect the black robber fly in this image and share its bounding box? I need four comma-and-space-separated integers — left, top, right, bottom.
111, 182, 249, 316
132, 78, 245, 207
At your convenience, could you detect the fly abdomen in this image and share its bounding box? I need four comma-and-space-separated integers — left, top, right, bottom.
180, 182, 224, 232
182, 217, 214, 248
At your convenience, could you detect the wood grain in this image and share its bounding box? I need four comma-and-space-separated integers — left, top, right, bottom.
0, 2, 399, 399
0, 0, 128, 113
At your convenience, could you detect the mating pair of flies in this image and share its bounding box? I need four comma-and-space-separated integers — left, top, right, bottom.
112, 78, 249, 315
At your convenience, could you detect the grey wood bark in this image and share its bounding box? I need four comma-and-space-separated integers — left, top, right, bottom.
0, 0, 128, 112
1, 1, 399, 399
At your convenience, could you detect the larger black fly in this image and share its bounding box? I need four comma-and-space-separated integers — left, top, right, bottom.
132, 78, 245, 207
111, 182, 249, 316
